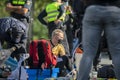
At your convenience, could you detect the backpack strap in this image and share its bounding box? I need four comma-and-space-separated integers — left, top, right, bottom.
18, 66, 21, 80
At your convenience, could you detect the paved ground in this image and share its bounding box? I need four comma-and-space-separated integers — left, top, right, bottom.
99, 52, 112, 65
74, 51, 113, 70
75, 53, 82, 71
74, 51, 113, 79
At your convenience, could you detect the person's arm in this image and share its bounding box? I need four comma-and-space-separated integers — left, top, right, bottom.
10, 41, 26, 50
9, 32, 27, 50
64, 55, 72, 71
57, 5, 64, 20
38, 10, 48, 26
5, 0, 32, 15
0, 68, 11, 78
6, 2, 23, 12
41, 63, 45, 70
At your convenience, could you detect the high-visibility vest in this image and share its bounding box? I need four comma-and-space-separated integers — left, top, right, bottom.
46, 2, 65, 22
12, 0, 25, 5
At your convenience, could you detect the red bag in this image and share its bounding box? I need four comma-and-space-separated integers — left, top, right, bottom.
29, 39, 57, 68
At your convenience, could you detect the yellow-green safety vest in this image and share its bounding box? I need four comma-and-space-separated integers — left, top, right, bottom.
66, 10, 71, 15
46, 2, 65, 22
12, 0, 25, 5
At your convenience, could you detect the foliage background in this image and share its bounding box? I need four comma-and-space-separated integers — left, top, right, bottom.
0, 0, 51, 40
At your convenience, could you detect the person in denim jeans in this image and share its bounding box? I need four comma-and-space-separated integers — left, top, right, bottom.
77, 0, 120, 80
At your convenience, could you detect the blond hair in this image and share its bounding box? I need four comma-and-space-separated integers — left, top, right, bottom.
52, 29, 64, 38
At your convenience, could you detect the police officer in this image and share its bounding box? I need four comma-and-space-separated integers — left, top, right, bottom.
0, 17, 27, 61
38, 0, 65, 37
5, 0, 32, 31
5, 0, 32, 51
38, 0, 71, 56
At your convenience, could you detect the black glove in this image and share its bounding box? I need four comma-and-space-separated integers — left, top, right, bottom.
14, 44, 23, 49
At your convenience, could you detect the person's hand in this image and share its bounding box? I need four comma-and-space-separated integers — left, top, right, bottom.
65, 6, 73, 13
72, 69, 77, 75
71, 69, 77, 80
54, 19, 61, 24
66, 6, 71, 11
16, 6, 22, 9
9, 47, 16, 52
0, 47, 16, 61
2, 71, 11, 77
41, 63, 45, 70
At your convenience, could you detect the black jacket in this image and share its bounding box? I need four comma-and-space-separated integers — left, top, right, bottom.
83, 0, 119, 6
0, 17, 27, 49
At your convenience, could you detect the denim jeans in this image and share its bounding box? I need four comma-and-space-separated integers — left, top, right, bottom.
77, 5, 120, 80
